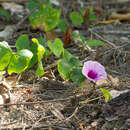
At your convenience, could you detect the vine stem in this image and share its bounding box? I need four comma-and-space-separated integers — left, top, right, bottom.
44, 62, 58, 71
79, 95, 104, 104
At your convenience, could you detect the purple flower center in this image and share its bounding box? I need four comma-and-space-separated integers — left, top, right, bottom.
88, 70, 98, 80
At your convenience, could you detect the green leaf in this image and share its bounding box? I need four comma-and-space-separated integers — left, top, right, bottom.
37, 37, 51, 57
36, 44, 45, 76
48, 38, 63, 57
29, 2, 61, 31
28, 0, 42, 11
58, 49, 82, 79
85, 40, 105, 47
72, 31, 85, 43
88, 7, 96, 21
29, 43, 38, 68
37, 37, 46, 47
58, 19, 68, 32
0, 8, 11, 20
80, 9, 86, 16
0, 41, 12, 70
16, 34, 30, 51
37, 44, 45, 61
69, 57, 82, 67
63, 49, 73, 61
70, 68, 86, 83
57, 58, 73, 79
63, 49, 82, 67
32, 38, 45, 76
8, 49, 33, 74
69, 11, 83, 26
100, 88, 112, 102
36, 60, 44, 76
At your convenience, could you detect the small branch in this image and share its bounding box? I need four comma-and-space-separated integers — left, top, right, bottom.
0, 92, 87, 107
79, 95, 104, 104
0, 98, 70, 107
44, 63, 57, 71
89, 29, 118, 48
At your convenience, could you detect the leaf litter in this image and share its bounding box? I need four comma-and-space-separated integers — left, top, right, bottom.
0, 0, 129, 129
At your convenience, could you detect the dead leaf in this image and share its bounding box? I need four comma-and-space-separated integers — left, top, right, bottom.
50, 106, 65, 120
96, 79, 110, 87
94, 8, 102, 15
1, 2, 24, 15
95, 19, 119, 25
26, 98, 34, 102
0, 81, 11, 105
62, 27, 72, 46
83, 8, 89, 19
26, 89, 32, 94
108, 75, 119, 87
45, 31, 58, 41
110, 12, 130, 21
0, 25, 15, 40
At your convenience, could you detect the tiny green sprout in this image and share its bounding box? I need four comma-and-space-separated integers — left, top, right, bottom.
100, 88, 112, 102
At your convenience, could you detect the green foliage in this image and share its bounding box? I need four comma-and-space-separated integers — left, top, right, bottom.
70, 68, 86, 83
32, 38, 45, 76
0, 8, 11, 20
28, 0, 42, 11
8, 49, 33, 74
29, 0, 61, 31
48, 38, 63, 57
57, 19, 68, 32
16, 34, 30, 50
100, 88, 112, 102
69, 11, 84, 26
58, 49, 82, 79
85, 40, 105, 47
80, 9, 86, 16
0, 41, 12, 70
37, 37, 51, 57
72, 31, 85, 43
58, 58, 73, 79
88, 7, 96, 21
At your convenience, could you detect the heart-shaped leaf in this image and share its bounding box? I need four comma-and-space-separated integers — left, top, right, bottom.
0, 41, 12, 70
48, 38, 63, 57
29, 2, 61, 32
16, 34, 30, 51
70, 11, 84, 26
58, 19, 68, 32
8, 49, 33, 74
58, 58, 73, 79
70, 68, 86, 83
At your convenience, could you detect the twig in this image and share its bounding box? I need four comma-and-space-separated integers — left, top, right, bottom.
44, 63, 57, 71
80, 95, 104, 104
65, 106, 79, 121
1, 124, 71, 130
89, 29, 118, 48
0, 98, 70, 107
0, 92, 87, 107
96, 30, 130, 35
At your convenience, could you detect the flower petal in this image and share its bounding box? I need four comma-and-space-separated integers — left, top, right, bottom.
82, 60, 107, 82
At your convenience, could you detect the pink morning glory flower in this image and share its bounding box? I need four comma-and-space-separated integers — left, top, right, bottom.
82, 61, 107, 82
